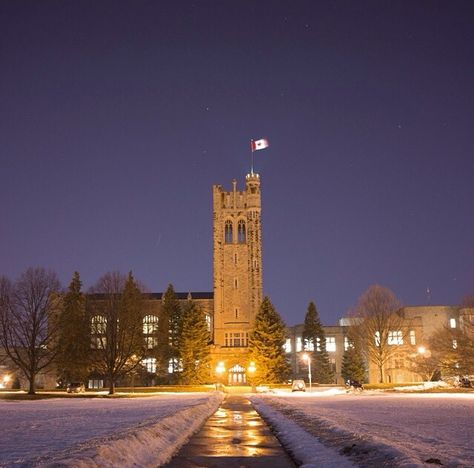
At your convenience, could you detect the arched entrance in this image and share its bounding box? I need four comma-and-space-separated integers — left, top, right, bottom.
228, 364, 246, 385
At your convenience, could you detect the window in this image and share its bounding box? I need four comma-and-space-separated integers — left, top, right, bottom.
234, 253, 238, 265
91, 316, 107, 349
296, 336, 302, 352
452, 339, 458, 349
142, 358, 157, 373
326, 337, 336, 352
88, 379, 103, 389
235, 308, 239, 319
224, 332, 249, 347
388, 331, 403, 345
303, 338, 314, 351
237, 220, 246, 243
344, 336, 351, 351
450, 318, 457, 329
234, 278, 238, 289
205, 314, 211, 332
409, 330, 416, 345
168, 358, 183, 374
143, 315, 159, 349
284, 338, 292, 353
374, 331, 381, 347
91, 315, 107, 334
143, 315, 158, 334
224, 220, 233, 243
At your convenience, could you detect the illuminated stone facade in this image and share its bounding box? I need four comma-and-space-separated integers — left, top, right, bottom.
210, 174, 263, 384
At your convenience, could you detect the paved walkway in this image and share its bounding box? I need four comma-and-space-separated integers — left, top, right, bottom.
165, 394, 295, 467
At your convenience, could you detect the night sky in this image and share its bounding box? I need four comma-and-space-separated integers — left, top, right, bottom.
1, 1, 473, 326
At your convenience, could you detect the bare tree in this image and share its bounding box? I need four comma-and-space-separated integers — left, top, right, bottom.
0, 268, 62, 394
348, 285, 407, 383
88, 271, 145, 395
428, 322, 474, 378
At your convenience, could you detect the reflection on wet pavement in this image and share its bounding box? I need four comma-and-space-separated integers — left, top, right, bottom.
165, 395, 295, 467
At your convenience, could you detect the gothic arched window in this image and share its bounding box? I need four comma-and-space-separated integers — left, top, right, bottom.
237, 220, 246, 243
91, 315, 107, 349
224, 220, 233, 243
143, 315, 159, 349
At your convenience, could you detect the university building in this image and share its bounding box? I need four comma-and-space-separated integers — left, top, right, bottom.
88, 173, 474, 387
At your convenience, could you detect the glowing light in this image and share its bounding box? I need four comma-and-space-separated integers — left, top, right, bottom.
215, 361, 225, 375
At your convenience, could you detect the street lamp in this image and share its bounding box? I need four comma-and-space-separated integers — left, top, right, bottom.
302, 353, 312, 392
215, 361, 225, 389
247, 361, 256, 392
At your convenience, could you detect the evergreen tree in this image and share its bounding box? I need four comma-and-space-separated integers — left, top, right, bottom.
341, 345, 366, 383
157, 284, 182, 378
178, 300, 211, 384
302, 301, 334, 383
56, 272, 90, 385
249, 297, 290, 384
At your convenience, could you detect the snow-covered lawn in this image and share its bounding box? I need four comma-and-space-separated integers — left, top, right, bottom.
0, 392, 223, 467
251, 391, 474, 467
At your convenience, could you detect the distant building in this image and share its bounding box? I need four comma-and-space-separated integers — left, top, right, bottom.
284, 305, 474, 384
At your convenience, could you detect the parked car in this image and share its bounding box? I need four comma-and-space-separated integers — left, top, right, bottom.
346, 379, 364, 393
66, 382, 85, 393
454, 376, 472, 388
291, 379, 306, 392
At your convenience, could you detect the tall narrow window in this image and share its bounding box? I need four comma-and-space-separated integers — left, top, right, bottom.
303, 338, 314, 351
91, 315, 107, 349
296, 337, 302, 352
326, 337, 336, 352
143, 315, 159, 349
237, 220, 246, 243
224, 220, 233, 243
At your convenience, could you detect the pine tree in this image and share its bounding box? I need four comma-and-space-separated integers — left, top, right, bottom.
341, 345, 366, 383
249, 297, 290, 384
178, 300, 211, 384
56, 272, 90, 385
157, 284, 182, 379
302, 301, 334, 384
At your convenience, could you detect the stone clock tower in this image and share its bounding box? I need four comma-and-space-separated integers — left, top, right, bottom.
211, 173, 263, 383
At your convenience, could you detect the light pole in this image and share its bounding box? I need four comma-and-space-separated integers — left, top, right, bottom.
215, 361, 225, 390
302, 353, 312, 392
247, 361, 256, 392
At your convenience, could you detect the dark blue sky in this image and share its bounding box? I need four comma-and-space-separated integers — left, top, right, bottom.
1, 1, 473, 325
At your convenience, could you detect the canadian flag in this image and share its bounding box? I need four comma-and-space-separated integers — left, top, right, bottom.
251, 138, 269, 152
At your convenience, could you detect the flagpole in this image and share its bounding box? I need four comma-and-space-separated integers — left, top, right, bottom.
250, 139, 254, 175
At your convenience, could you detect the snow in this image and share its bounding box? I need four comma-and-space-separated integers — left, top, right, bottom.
250, 391, 474, 467
0, 392, 223, 467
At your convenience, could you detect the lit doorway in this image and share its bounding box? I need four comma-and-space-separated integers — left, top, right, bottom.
228, 364, 246, 385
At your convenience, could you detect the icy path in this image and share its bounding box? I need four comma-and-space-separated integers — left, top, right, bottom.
0, 392, 223, 467
251, 391, 474, 467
